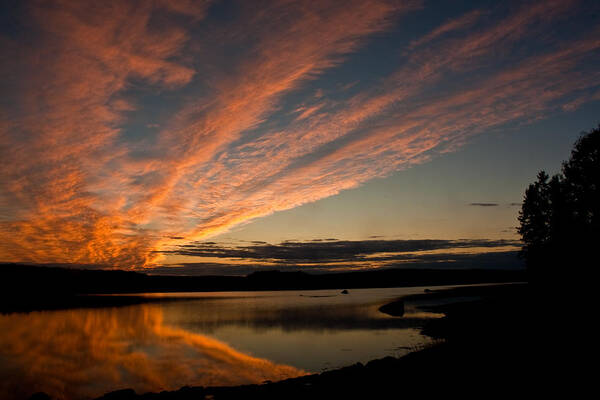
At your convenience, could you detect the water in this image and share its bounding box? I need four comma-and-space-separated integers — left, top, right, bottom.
0, 286, 447, 400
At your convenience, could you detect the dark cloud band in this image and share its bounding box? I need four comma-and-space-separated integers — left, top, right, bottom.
159, 238, 521, 263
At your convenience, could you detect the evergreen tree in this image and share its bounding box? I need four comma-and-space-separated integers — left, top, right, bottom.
518, 125, 600, 277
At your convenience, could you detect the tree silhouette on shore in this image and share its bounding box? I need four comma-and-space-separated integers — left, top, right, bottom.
518, 125, 599, 277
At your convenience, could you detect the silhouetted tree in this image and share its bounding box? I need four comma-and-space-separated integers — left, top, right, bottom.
518, 125, 600, 278
518, 171, 551, 271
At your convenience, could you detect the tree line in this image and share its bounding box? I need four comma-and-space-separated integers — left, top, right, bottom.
518, 125, 599, 278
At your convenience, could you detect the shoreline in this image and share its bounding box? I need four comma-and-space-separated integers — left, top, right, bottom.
2, 275, 525, 315
79, 283, 529, 400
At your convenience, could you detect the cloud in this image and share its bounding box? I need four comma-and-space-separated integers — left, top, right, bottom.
407, 9, 484, 50
150, 0, 598, 253
155, 238, 523, 274
0, 0, 208, 266
162, 238, 519, 261
0, 0, 598, 269
469, 203, 499, 207
2, 0, 420, 267
152, 250, 524, 276
294, 104, 326, 121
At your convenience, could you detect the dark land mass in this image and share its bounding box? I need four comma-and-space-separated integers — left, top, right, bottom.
27, 283, 531, 400
1, 263, 525, 313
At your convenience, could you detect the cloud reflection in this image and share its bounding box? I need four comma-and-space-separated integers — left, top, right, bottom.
0, 305, 304, 400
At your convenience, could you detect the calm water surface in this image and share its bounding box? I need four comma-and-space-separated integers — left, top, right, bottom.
0, 286, 449, 400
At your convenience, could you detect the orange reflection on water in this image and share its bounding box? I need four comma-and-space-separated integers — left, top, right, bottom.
0, 306, 305, 400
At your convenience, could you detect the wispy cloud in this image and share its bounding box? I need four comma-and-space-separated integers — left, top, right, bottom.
0, 0, 598, 268
151, 0, 598, 252
407, 9, 484, 50
0, 0, 207, 266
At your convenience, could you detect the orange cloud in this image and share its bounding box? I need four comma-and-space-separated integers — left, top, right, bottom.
0, 0, 598, 269
151, 0, 598, 252
0, 0, 206, 266
407, 9, 484, 50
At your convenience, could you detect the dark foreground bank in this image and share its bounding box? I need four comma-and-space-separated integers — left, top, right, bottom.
55, 283, 529, 400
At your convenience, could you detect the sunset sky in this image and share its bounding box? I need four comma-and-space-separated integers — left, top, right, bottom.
1, 0, 599, 274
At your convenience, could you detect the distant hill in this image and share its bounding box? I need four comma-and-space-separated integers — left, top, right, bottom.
0, 263, 526, 313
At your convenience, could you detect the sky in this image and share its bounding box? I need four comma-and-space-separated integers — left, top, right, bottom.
0, 0, 599, 274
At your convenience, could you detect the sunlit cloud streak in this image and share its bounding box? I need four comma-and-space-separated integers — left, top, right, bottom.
0, 0, 598, 268
407, 8, 484, 50
154, 0, 598, 251
0, 0, 208, 266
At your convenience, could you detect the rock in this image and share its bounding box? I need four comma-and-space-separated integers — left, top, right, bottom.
378, 300, 405, 317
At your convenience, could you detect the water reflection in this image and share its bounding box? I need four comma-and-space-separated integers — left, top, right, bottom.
155, 289, 443, 333
0, 305, 305, 400
0, 287, 447, 399
154, 288, 444, 371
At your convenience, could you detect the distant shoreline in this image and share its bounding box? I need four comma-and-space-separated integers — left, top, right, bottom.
2, 263, 525, 313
